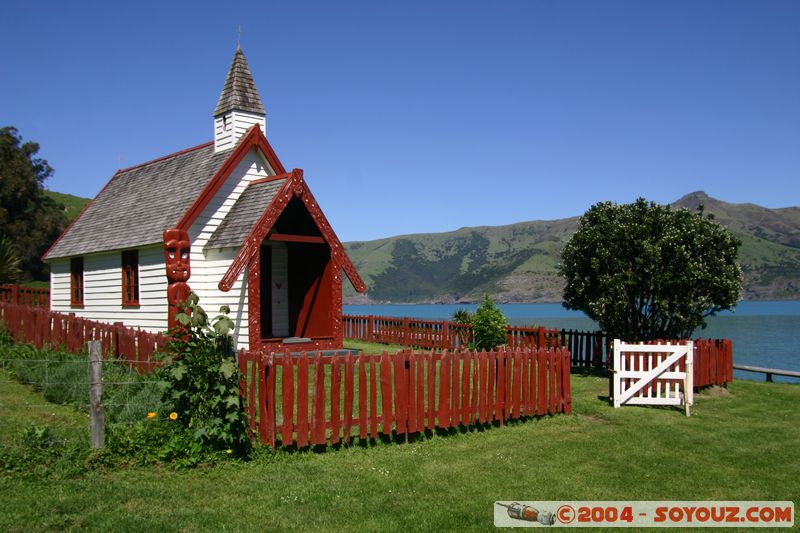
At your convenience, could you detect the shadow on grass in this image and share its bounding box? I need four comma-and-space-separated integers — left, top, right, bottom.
268, 413, 564, 455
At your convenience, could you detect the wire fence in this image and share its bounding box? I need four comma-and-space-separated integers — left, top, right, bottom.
0, 351, 164, 426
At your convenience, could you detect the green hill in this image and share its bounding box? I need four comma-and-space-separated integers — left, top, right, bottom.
44, 190, 90, 223
344, 192, 800, 304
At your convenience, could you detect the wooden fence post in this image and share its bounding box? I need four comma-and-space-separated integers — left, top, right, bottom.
113, 321, 123, 359
87, 340, 105, 449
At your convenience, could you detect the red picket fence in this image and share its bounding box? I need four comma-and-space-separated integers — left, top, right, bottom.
0, 301, 168, 373
344, 315, 732, 388
559, 329, 610, 370
237, 346, 572, 449
693, 339, 733, 388
0, 284, 50, 308
342, 314, 561, 351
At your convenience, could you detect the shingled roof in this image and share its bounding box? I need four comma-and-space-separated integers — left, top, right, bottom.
43, 143, 229, 260
205, 179, 287, 250
213, 48, 266, 117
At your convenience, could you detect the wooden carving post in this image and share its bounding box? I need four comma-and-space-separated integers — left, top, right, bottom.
87, 340, 105, 448
163, 229, 192, 333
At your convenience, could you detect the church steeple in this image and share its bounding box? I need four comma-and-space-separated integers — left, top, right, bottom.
213, 48, 266, 152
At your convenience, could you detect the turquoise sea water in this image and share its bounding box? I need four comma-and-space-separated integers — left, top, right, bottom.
344, 301, 800, 383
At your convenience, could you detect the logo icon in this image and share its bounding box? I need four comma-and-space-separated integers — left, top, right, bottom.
496, 502, 556, 525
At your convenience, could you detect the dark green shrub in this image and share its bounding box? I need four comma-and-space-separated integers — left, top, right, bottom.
156, 293, 250, 456
472, 295, 508, 351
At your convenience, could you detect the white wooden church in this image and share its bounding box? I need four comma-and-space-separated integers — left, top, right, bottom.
43, 47, 366, 351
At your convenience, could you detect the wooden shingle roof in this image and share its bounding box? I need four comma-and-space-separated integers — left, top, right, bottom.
213, 48, 265, 117
43, 143, 228, 260
205, 178, 286, 250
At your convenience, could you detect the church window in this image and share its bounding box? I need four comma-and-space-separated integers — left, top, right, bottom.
122, 250, 139, 306
70, 257, 84, 307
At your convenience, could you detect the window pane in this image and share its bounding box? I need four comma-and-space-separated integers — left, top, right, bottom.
122, 251, 139, 304
70, 257, 84, 305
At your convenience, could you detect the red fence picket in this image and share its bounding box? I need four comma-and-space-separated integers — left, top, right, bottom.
342, 314, 560, 352
2, 294, 733, 451
692, 339, 734, 389
0, 284, 50, 308
239, 346, 573, 450
0, 300, 162, 372
343, 314, 733, 389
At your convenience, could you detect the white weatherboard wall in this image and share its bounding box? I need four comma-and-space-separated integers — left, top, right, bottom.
189, 147, 275, 349
50, 245, 168, 333
269, 242, 289, 337
214, 111, 266, 152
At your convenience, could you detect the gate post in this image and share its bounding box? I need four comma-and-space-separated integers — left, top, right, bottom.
88, 340, 105, 448
611, 339, 621, 408
684, 341, 694, 417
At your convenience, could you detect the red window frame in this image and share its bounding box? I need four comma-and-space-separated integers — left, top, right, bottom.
121, 250, 139, 307
70, 257, 84, 307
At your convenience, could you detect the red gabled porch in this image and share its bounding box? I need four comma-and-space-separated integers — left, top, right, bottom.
218, 168, 366, 352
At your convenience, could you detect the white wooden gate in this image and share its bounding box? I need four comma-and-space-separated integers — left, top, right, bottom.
612, 340, 694, 416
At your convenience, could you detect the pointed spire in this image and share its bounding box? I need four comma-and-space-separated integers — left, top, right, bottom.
214, 48, 265, 117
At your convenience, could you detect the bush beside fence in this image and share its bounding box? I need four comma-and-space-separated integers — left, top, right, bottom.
238, 347, 572, 449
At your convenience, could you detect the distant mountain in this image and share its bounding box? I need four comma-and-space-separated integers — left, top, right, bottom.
45, 190, 90, 223
343, 192, 800, 304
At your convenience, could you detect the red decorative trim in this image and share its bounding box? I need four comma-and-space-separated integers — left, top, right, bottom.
218, 168, 366, 294
163, 228, 192, 332
116, 141, 213, 174
220, 173, 296, 292
176, 125, 286, 231
331, 268, 343, 347
247, 254, 261, 350
249, 173, 292, 186
268, 233, 325, 244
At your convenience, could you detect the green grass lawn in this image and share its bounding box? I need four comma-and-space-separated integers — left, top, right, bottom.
1, 347, 798, 531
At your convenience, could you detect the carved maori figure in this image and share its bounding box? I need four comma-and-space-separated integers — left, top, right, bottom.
163, 228, 192, 332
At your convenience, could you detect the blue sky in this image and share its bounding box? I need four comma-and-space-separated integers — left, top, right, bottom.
2, 1, 798, 242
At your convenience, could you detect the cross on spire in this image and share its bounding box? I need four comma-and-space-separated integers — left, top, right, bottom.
236, 25, 242, 50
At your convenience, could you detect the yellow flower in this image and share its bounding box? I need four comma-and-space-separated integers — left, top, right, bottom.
169, 412, 178, 421
225, 449, 233, 454
147, 412, 157, 420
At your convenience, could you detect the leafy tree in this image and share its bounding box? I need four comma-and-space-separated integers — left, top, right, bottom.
0, 127, 67, 281
472, 295, 508, 351
559, 198, 742, 341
